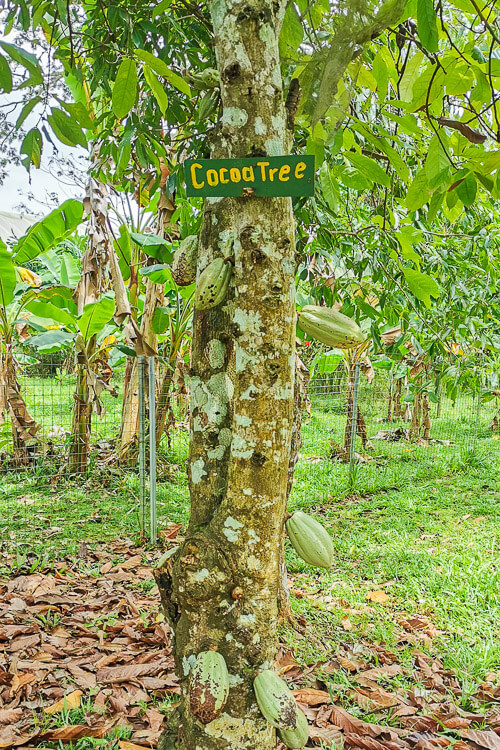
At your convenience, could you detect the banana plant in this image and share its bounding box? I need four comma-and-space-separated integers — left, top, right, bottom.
24, 291, 117, 472
0, 240, 41, 464
309, 335, 374, 460
144, 273, 194, 449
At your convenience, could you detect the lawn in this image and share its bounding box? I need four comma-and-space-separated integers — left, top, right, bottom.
0, 374, 499, 748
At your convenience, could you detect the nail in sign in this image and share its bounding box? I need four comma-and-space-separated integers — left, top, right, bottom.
185, 155, 315, 198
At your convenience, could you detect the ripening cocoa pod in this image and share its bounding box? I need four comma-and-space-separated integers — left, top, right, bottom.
278, 707, 309, 748
285, 510, 334, 569
298, 305, 364, 349
189, 650, 229, 724
195, 257, 232, 310
253, 670, 301, 730
171, 235, 198, 286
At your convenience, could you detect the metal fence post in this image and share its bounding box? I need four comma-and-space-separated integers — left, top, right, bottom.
138, 355, 146, 536
148, 356, 157, 543
348, 362, 360, 486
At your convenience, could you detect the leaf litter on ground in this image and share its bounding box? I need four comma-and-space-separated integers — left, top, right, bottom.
0, 536, 499, 749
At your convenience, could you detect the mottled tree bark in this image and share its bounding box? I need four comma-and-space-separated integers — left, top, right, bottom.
422, 393, 431, 440
393, 377, 403, 418
156, 0, 295, 747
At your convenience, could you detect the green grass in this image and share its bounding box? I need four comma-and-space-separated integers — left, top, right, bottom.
289, 417, 500, 692
1, 374, 499, 696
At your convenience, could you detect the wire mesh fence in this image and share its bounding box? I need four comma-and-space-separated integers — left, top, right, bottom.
299, 363, 496, 499
0, 353, 498, 551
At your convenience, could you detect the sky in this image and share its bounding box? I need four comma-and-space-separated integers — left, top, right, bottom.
0, 30, 87, 217
1, 159, 82, 215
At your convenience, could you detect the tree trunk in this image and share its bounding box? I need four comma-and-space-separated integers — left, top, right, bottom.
0, 346, 39, 467
156, 1, 295, 746
409, 386, 421, 441
68, 360, 93, 473
155, 353, 178, 449
356, 407, 369, 448
403, 376, 412, 420
386, 375, 393, 422
422, 393, 431, 440
344, 363, 356, 455
119, 278, 163, 463
68, 175, 109, 472
393, 378, 403, 418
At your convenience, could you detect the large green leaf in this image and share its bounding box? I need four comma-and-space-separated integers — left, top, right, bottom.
345, 151, 391, 187
403, 268, 441, 308
406, 168, 430, 211
279, 4, 304, 56
77, 295, 115, 341
152, 306, 171, 334
319, 162, 338, 212
311, 349, 343, 377
417, 0, 439, 53
14, 200, 84, 264
130, 232, 173, 263
20, 128, 42, 169
456, 173, 477, 207
25, 300, 77, 330
32, 286, 78, 315
112, 58, 138, 119
140, 264, 172, 284
0, 54, 12, 93
114, 224, 132, 282
135, 49, 191, 97
425, 134, 452, 189
15, 97, 41, 129
143, 65, 169, 115
47, 108, 87, 148
59, 253, 81, 286
0, 41, 42, 85
0, 240, 17, 310
27, 329, 75, 352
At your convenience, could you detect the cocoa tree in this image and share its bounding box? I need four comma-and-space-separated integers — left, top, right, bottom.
8, 0, 500, 746
153, 0, 406, 747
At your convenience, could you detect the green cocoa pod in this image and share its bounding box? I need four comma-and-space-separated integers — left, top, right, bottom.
278, 707, 309, 748
286, 510, 334, 569
298, 305, 364, 349
254, 670, 300, 730
171, 235, 198, 286
191, 67, 220, 89
189, 650, 229, 724
195, 257, 232, 310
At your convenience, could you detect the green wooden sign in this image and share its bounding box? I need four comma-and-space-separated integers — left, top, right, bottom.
185, 155, 315, 198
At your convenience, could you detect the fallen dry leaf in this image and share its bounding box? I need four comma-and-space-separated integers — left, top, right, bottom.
44, 689, 83, 715
9, 671, 37, 695
458, 729, 500, 749
39, 724, 108, 741
292, 688, 331, 706
0, 708, 23, 723
366, 590, 389, 604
